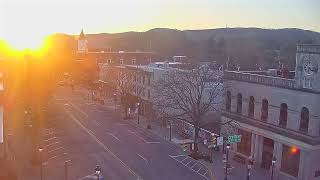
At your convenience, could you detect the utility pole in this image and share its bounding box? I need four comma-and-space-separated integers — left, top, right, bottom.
64, 160, 72, 180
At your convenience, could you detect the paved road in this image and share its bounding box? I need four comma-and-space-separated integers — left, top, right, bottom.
44, 87, 212, 180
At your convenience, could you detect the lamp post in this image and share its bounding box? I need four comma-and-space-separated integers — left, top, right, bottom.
95, 165, 101, 180
64, 160, 72, 180
271, 156, 276, 180
38, 147, 44, 180
113, 93, 117, 111
247, 156, 253, 180
224, 143, 231, 180
136, 103, 140, 124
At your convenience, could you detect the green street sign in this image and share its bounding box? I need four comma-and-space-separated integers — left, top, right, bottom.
227, 135, 242, 144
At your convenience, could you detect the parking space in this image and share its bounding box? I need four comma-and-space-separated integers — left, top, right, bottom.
41, 127, 70, 164
169, 154, 211, 180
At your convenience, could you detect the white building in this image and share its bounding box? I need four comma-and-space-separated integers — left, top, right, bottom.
222, 44, 320, 180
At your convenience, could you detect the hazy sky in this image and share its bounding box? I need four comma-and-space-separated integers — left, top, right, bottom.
0, 0, 319, 48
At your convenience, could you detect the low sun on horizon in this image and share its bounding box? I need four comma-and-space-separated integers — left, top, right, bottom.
3, 33, 47, 51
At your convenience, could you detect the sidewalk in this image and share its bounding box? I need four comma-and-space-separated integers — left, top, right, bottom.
77, 87, 273, 180
126, 112, 272, 180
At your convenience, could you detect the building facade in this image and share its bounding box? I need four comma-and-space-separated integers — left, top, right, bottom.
222, 45, 320, 180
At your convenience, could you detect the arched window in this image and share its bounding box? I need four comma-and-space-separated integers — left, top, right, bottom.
299, 107, 309, 133
248, 96, 255, 117
261, 99, 268, 121
279, 103, 288, 128
226, 91, 231, 111
237, 93, 242, 113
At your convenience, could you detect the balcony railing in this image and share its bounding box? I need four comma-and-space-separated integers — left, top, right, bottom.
224, 71, 296, 89
222, 110, 320, 145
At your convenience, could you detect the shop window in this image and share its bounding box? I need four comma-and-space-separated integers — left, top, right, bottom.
281, 145, 300, 177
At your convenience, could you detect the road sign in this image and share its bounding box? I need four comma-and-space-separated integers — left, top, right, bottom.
227, 135, 242, 144
217, 137, 224, 146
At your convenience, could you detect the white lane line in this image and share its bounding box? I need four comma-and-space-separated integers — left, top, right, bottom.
107, 132, 121, 142
45, 141, 61, 147
44, 137, 57, 142
128, 130, 147, 143
169, 154, 185, 158
68, 101, 89, 117
47, 153, 68, 161
64, 109, 141, 179
48, 147, 64, 153
115, 123, 128, 126
77, 173, 97, 180
146, 141, 160, 144
137, 153, 148, 164
128, 129, 136, 134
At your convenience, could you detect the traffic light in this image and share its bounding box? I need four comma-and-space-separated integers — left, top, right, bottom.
212, 136, 217, 147
290, 147, 299, 154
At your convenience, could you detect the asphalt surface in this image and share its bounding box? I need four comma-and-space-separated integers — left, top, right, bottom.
45, 87, 211, 180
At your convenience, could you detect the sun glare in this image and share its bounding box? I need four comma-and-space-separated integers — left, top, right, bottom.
3, 33, 46, 51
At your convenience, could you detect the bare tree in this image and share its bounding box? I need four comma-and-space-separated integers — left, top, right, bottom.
152, 65, 234, 155
115, 66, 142, 118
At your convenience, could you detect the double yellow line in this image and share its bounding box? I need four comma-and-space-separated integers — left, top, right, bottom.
64, 101, 141, 180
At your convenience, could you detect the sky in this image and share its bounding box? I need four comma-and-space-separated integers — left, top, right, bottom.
0, 0, 319, 49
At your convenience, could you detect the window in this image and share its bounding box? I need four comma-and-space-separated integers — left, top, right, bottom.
303, 77, 312, 89
281, 145, 300, 177
120, 58, 124, 64
148, 77, 151, 85
261, 99, 268, 121
299, 107, 309, 133
148, 89, 150, 98
279, 103, 288, 128
142, 88, 146, 97
237, 93, 242, 113
143, 76, 145, 84
248, 96, 255, 117
226, 91, 231, 111
132, 58, 136, 65
108, 59, 112, 64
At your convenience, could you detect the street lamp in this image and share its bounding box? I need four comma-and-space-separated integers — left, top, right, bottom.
224, 143, 231, 180
271, 156, 276, 180
38, 147, 44, 180
95, 165, 101, 180
113, 93, 117, 111
247, 156, 254, 180
64, 160, 72, 180
136, 103, 140, 124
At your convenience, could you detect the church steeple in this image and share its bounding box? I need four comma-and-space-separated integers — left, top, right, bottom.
78, 28, 88, 53
79, 29, 86, 40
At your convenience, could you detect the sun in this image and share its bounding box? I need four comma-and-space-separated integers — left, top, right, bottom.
4, 33, 46, 51
5, 36, 44, 50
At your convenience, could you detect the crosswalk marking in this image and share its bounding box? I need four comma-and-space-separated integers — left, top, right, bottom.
170, 154, 211, 180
